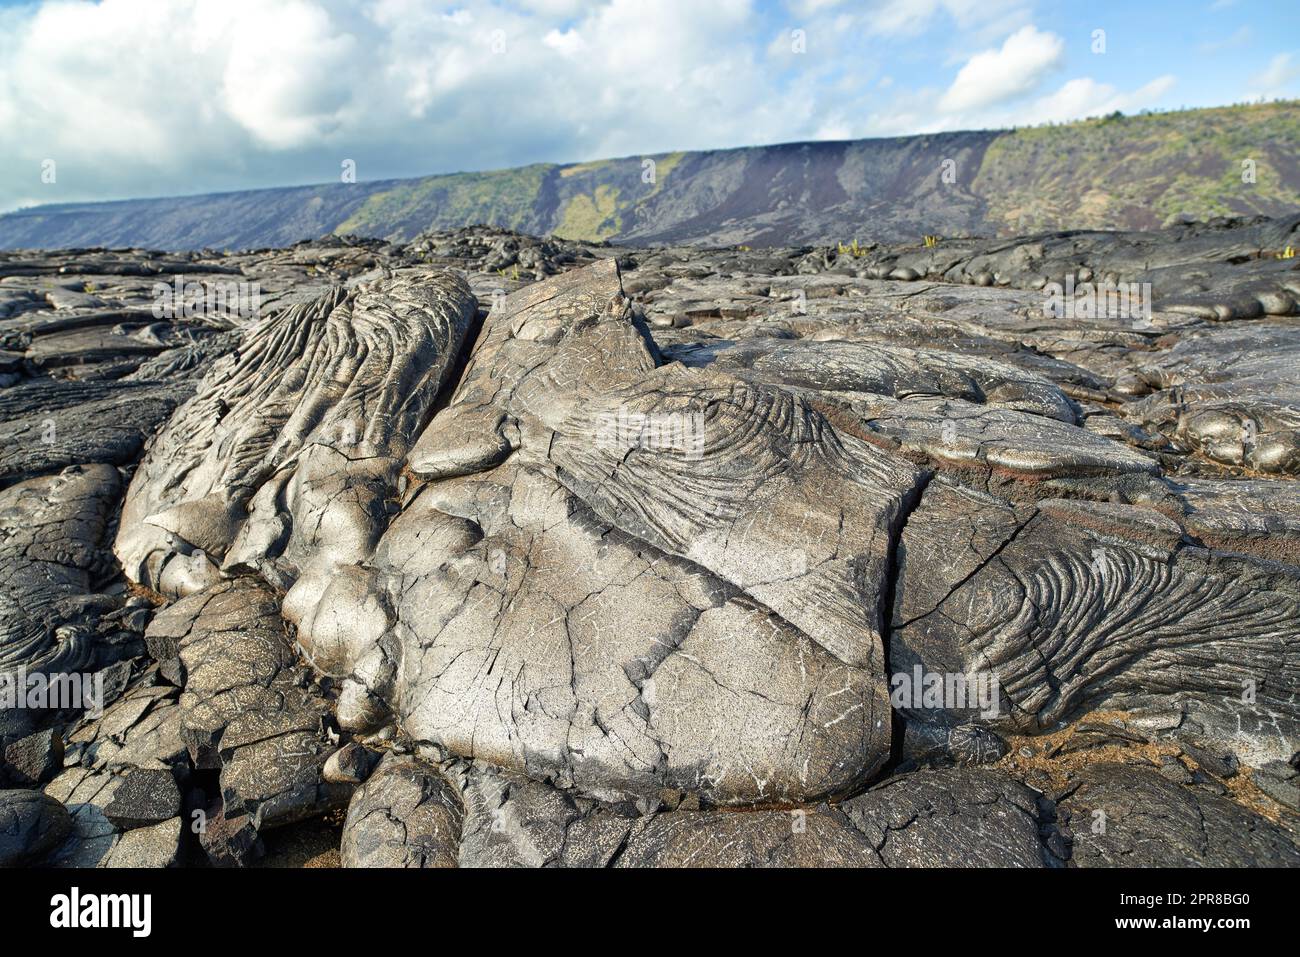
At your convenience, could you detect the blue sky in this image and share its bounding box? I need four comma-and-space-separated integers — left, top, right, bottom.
0, 0, 1296, 212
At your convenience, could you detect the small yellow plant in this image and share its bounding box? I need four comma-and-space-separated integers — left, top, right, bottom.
923, 235, 940, 248
1279, 245, 1296, 260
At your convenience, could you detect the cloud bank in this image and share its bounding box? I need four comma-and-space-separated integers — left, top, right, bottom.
0, 0, 1217, 211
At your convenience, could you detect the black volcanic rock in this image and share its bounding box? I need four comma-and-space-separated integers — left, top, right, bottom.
1, 727, 64, 787
0, 790, 72, 866
340, 755, 463, 868
1059, 763, 1300, 867
102, 768, 181, 829
0, 216, 1297, 868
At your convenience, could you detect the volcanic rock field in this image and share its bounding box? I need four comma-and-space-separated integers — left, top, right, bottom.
2, 214, 1299, 868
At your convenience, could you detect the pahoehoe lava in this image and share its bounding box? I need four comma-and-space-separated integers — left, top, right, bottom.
1, 217, 1298, 867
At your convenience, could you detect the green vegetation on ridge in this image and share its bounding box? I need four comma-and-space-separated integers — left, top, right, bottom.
974, 101, 1300, 234
335, 163, 553, 240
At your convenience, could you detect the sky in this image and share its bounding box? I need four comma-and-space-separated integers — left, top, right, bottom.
0, 0, 1297, 212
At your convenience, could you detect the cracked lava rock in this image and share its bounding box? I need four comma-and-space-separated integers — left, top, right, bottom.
1, 218, 1299, 867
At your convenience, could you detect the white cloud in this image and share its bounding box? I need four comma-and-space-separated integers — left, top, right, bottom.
0, 0, 1223, 213
1024, 74, 1177, 123
1245, 53, 1300, 100
219, 2, 359, 149
542, 28, 586, 57
857, 71, 1178, 138
939, 25, 1064, 112
2, 0, 824, 210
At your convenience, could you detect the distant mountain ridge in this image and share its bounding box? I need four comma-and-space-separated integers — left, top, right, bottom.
2, 101, 1297, 251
